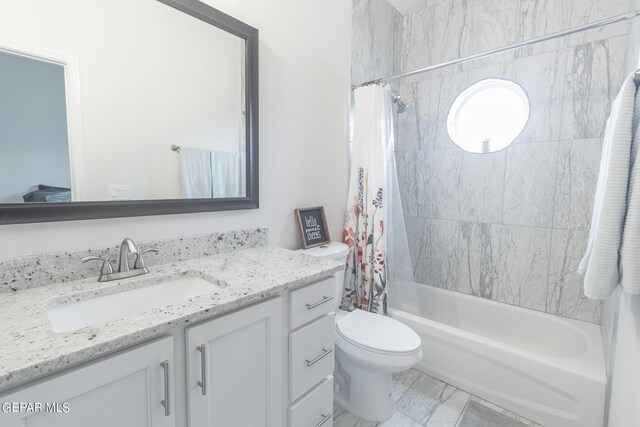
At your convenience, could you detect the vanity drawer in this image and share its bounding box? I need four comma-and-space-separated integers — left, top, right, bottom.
289, 276, 335, 330
289, 313, 335, 401
289, 376, 333, 427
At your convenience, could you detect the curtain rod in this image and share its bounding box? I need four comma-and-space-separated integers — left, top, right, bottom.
356, 10, 640, 87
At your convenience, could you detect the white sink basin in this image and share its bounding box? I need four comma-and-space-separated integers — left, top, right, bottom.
46, 276, 222, 333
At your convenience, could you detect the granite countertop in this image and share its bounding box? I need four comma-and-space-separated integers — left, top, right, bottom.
0, 246, 343, 393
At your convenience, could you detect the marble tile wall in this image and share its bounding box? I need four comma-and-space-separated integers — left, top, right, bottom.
391, 0, 633, 323
352, 0, 403, 85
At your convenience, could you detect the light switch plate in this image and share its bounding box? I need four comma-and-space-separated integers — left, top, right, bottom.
108, 185, 133, 200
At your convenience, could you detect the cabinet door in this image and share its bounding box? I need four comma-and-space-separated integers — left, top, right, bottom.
187, 297, 283, 427
0, 336, 174, 427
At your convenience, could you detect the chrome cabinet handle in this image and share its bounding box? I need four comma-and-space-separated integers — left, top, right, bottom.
160, 360, 170, 416
305, 348, 333, 367
197, 344, 207, 395
315, 413, 332, 427
306, 296, 333, 310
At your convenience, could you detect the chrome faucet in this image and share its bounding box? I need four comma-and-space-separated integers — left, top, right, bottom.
118, 238, 140, 272
81, 238, 159, 282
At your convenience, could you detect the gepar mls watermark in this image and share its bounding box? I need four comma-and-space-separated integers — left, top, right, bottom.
1, 402, 70, 413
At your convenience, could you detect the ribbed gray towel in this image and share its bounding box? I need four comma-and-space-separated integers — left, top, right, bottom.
579, 72, 638, 299
620, 79, 640, 295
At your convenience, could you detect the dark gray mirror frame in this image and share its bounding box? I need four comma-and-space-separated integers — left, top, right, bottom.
0, 0, 258, 225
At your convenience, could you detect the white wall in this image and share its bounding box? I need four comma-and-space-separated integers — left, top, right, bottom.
0, 0, 245, 201
0, 51, 71, 203
0, 0, 351, 257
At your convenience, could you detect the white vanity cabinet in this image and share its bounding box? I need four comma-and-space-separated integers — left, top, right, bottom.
186, 297, 283, 427
0, 275, 339, 427
286, 276, 337, 427
0, 336, 174, 427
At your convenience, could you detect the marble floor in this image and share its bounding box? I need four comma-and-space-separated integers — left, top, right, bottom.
333, 369, 544, 427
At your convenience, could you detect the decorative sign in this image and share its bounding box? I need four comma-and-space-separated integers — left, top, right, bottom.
295, 206, 330, 249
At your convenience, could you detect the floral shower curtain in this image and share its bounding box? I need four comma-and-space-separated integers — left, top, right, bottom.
342, 84, 395, 315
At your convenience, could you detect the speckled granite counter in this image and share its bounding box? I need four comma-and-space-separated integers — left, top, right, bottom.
0, 247, 343, 393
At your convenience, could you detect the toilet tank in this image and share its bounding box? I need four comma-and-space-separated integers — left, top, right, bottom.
296, 242, 348, 310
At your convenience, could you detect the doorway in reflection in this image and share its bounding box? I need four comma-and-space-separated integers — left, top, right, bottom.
0, 50, 71, 203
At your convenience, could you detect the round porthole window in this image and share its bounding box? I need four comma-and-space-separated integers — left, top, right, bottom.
446, 78, 530, 153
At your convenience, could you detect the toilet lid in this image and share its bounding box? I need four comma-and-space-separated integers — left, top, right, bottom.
336, 309, 421, 355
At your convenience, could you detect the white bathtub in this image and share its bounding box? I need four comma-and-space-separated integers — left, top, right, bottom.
388, 281, 606, 427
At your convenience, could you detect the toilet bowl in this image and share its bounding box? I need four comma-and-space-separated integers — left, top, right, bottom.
299, 242, 423, 422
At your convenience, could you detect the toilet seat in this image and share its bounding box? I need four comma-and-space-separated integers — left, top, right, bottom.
336, 309, 421, 356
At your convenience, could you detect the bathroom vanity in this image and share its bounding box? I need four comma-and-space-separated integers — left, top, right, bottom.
0, 242, 342, 427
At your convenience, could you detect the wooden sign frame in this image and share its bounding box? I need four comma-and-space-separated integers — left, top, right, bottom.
295, 206, 330, 249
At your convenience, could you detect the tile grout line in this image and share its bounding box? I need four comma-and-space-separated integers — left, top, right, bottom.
412, 369, 539, 426
403, 213, 590, 233
345, 369, 539, 426
454, 397, 472, 427
544, 130, 563, 317
395, 370, 468, 426
392, 370, 424, 422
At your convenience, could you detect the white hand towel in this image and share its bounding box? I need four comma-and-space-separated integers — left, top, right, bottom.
619, 84, 640, 294
211, 150, 240, 198
579, 72, 638, 299
180, 147, 213, 198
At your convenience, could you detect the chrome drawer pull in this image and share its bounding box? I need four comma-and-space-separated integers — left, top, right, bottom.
305, 348, 333, 367
197, 344, 207, 395
160, 360, 170, 416
306, 296, 333, 310
315, 413, 332, 427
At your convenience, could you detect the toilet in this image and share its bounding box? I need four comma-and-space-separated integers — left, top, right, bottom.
299, 242, 423, 422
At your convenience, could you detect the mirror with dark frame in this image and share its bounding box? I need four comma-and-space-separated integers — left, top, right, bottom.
0, 0, 258, 224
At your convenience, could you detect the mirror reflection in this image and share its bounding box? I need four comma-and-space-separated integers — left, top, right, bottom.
0, 0, 247, 203
0, 52, 71, 203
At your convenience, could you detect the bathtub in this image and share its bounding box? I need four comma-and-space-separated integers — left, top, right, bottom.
388, 281, 606, 427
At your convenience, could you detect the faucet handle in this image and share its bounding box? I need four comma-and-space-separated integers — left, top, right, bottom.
81, 256, 115, 275
134, 248, 159, 269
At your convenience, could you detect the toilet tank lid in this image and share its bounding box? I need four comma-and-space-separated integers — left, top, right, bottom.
296, 241, 349, 260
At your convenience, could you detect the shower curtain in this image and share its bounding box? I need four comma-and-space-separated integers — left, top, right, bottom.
342, 84, 412, 315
